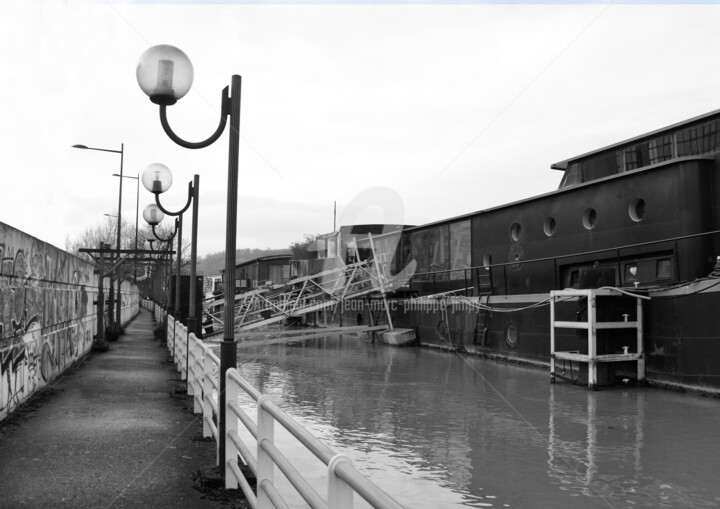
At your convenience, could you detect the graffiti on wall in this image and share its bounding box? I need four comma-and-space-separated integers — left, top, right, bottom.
0, 223, 97, 421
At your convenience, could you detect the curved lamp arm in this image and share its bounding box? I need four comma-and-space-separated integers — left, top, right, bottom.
159, 86, 230, 149
155, 180, 194, 216
151, 218, 179, 242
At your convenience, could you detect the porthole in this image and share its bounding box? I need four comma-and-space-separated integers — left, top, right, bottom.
483, 253, 492, 270
510, 222, 522, 242
543, 216, 556, 237
583, 208, 597, 230
629, 198, 646, 222
436, 320, 448, 341
505, 323, 518, 348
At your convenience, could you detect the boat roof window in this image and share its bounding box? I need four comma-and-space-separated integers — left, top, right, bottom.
557, 117, 720, 189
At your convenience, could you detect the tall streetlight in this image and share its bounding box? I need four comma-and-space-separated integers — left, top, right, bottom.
141, 163, 200, 338
73, 143, 125, 330
114, 173, 140, 282
144, 204, 179, 352
137, 44, 240, 468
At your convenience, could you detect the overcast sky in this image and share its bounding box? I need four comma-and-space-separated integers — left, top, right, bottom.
2, 1, 720, 258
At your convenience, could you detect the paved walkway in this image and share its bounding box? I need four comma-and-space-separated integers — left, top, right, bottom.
0, 308, 237, 509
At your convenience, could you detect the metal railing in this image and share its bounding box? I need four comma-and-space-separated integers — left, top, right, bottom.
406, 228, 720, 297
225, 368, 406, 509
162, 311, 407, 508
168, 314, 221, 462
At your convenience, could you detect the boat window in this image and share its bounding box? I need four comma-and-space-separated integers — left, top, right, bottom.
629, 198, 646, 222
657, 258, 672, 280
569, 270, 579, 288
411, 230, 429, 281
399, 235, 412, 274
624, 263, 639, 282
482, 253, 492, 270
543, 217, 556, 237
623, 142, 650, 171
429, 225, 450, 277
510, 222, 522, 242
505, 323, 518, 348
373, 232, 399, 273
649, 136, 674, 164
677, 118, 720, 156
621, 136, 674, 171
316, 238, 327, 258
582, 208, 597, 230
580, 152, 617, 182
449, 220, 471, 279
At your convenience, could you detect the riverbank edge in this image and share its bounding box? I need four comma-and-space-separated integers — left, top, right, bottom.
419, 341, 720, 398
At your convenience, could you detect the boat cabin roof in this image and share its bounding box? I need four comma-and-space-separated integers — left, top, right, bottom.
550, 108, 720, 171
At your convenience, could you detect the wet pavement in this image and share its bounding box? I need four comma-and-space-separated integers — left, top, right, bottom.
0, 308, 238, 509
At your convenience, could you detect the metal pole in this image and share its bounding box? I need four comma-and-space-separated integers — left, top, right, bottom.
187, 174, 199, 381
108, 273, 115, 328
174, 216, 182, 363
188, 175, 200, 338
97, 265, 105, 347
134, 174, 139, 283
164, 238, 173, 346
219, 74, 241, 468
116, 143, 124, 329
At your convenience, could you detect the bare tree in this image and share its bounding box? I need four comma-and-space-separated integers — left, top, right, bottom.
290, 233, 319, 260
66, 213, 142, 260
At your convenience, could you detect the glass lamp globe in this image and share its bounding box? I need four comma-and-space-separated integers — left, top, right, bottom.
143, 203, 165, 226
136, 44, 194, 105
142, 163, 173, 194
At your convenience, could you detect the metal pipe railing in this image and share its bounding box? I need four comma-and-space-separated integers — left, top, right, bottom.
224, 368, 407, 509
164, 315, 221, 462
407, 228, 720, 298
163, 311, 407, 507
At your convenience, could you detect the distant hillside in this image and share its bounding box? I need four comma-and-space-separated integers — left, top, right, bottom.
196, 248, 292, 276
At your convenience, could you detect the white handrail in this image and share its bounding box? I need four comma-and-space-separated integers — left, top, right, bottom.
225, 368, 407, 509
165, 314, 221, 464
161, 310, 406, 508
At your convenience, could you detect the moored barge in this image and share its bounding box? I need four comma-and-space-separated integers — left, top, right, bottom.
301, 109, 720, 393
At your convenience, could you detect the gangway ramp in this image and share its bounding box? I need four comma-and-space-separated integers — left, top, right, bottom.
204, 258, 416, 336
205, 325, 389, 348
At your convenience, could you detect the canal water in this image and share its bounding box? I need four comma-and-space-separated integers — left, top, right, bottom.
231, 333, 720, 509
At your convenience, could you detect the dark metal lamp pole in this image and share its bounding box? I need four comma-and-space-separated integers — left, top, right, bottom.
137, 44, 239, 470
73, 143, 125, 329
144, 204, 179, 351
114, 173, 141, 283
141, 164, 200, 338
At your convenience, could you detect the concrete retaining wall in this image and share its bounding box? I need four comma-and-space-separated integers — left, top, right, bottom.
0, 221, 138, 421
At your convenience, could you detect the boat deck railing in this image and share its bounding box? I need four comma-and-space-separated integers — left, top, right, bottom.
405, 228, 720, 297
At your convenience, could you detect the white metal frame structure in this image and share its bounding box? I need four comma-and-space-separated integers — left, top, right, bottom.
205, 257, 415, 334
550, 288, 648, 389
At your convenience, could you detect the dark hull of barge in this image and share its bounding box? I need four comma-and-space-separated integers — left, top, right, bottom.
313, 110, 720, 394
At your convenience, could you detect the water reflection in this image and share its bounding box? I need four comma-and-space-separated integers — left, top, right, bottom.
232, 334, 720, 508
547, 386, 645, 504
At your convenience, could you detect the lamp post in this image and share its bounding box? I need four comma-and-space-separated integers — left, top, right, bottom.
144, 204, 179, 353
114, 173, 140, 282
73, 143, 125, 329
137, 44, 239, 468
141, 163, 200, 338
145, 237, 168, 318
102, 213, 118, 330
